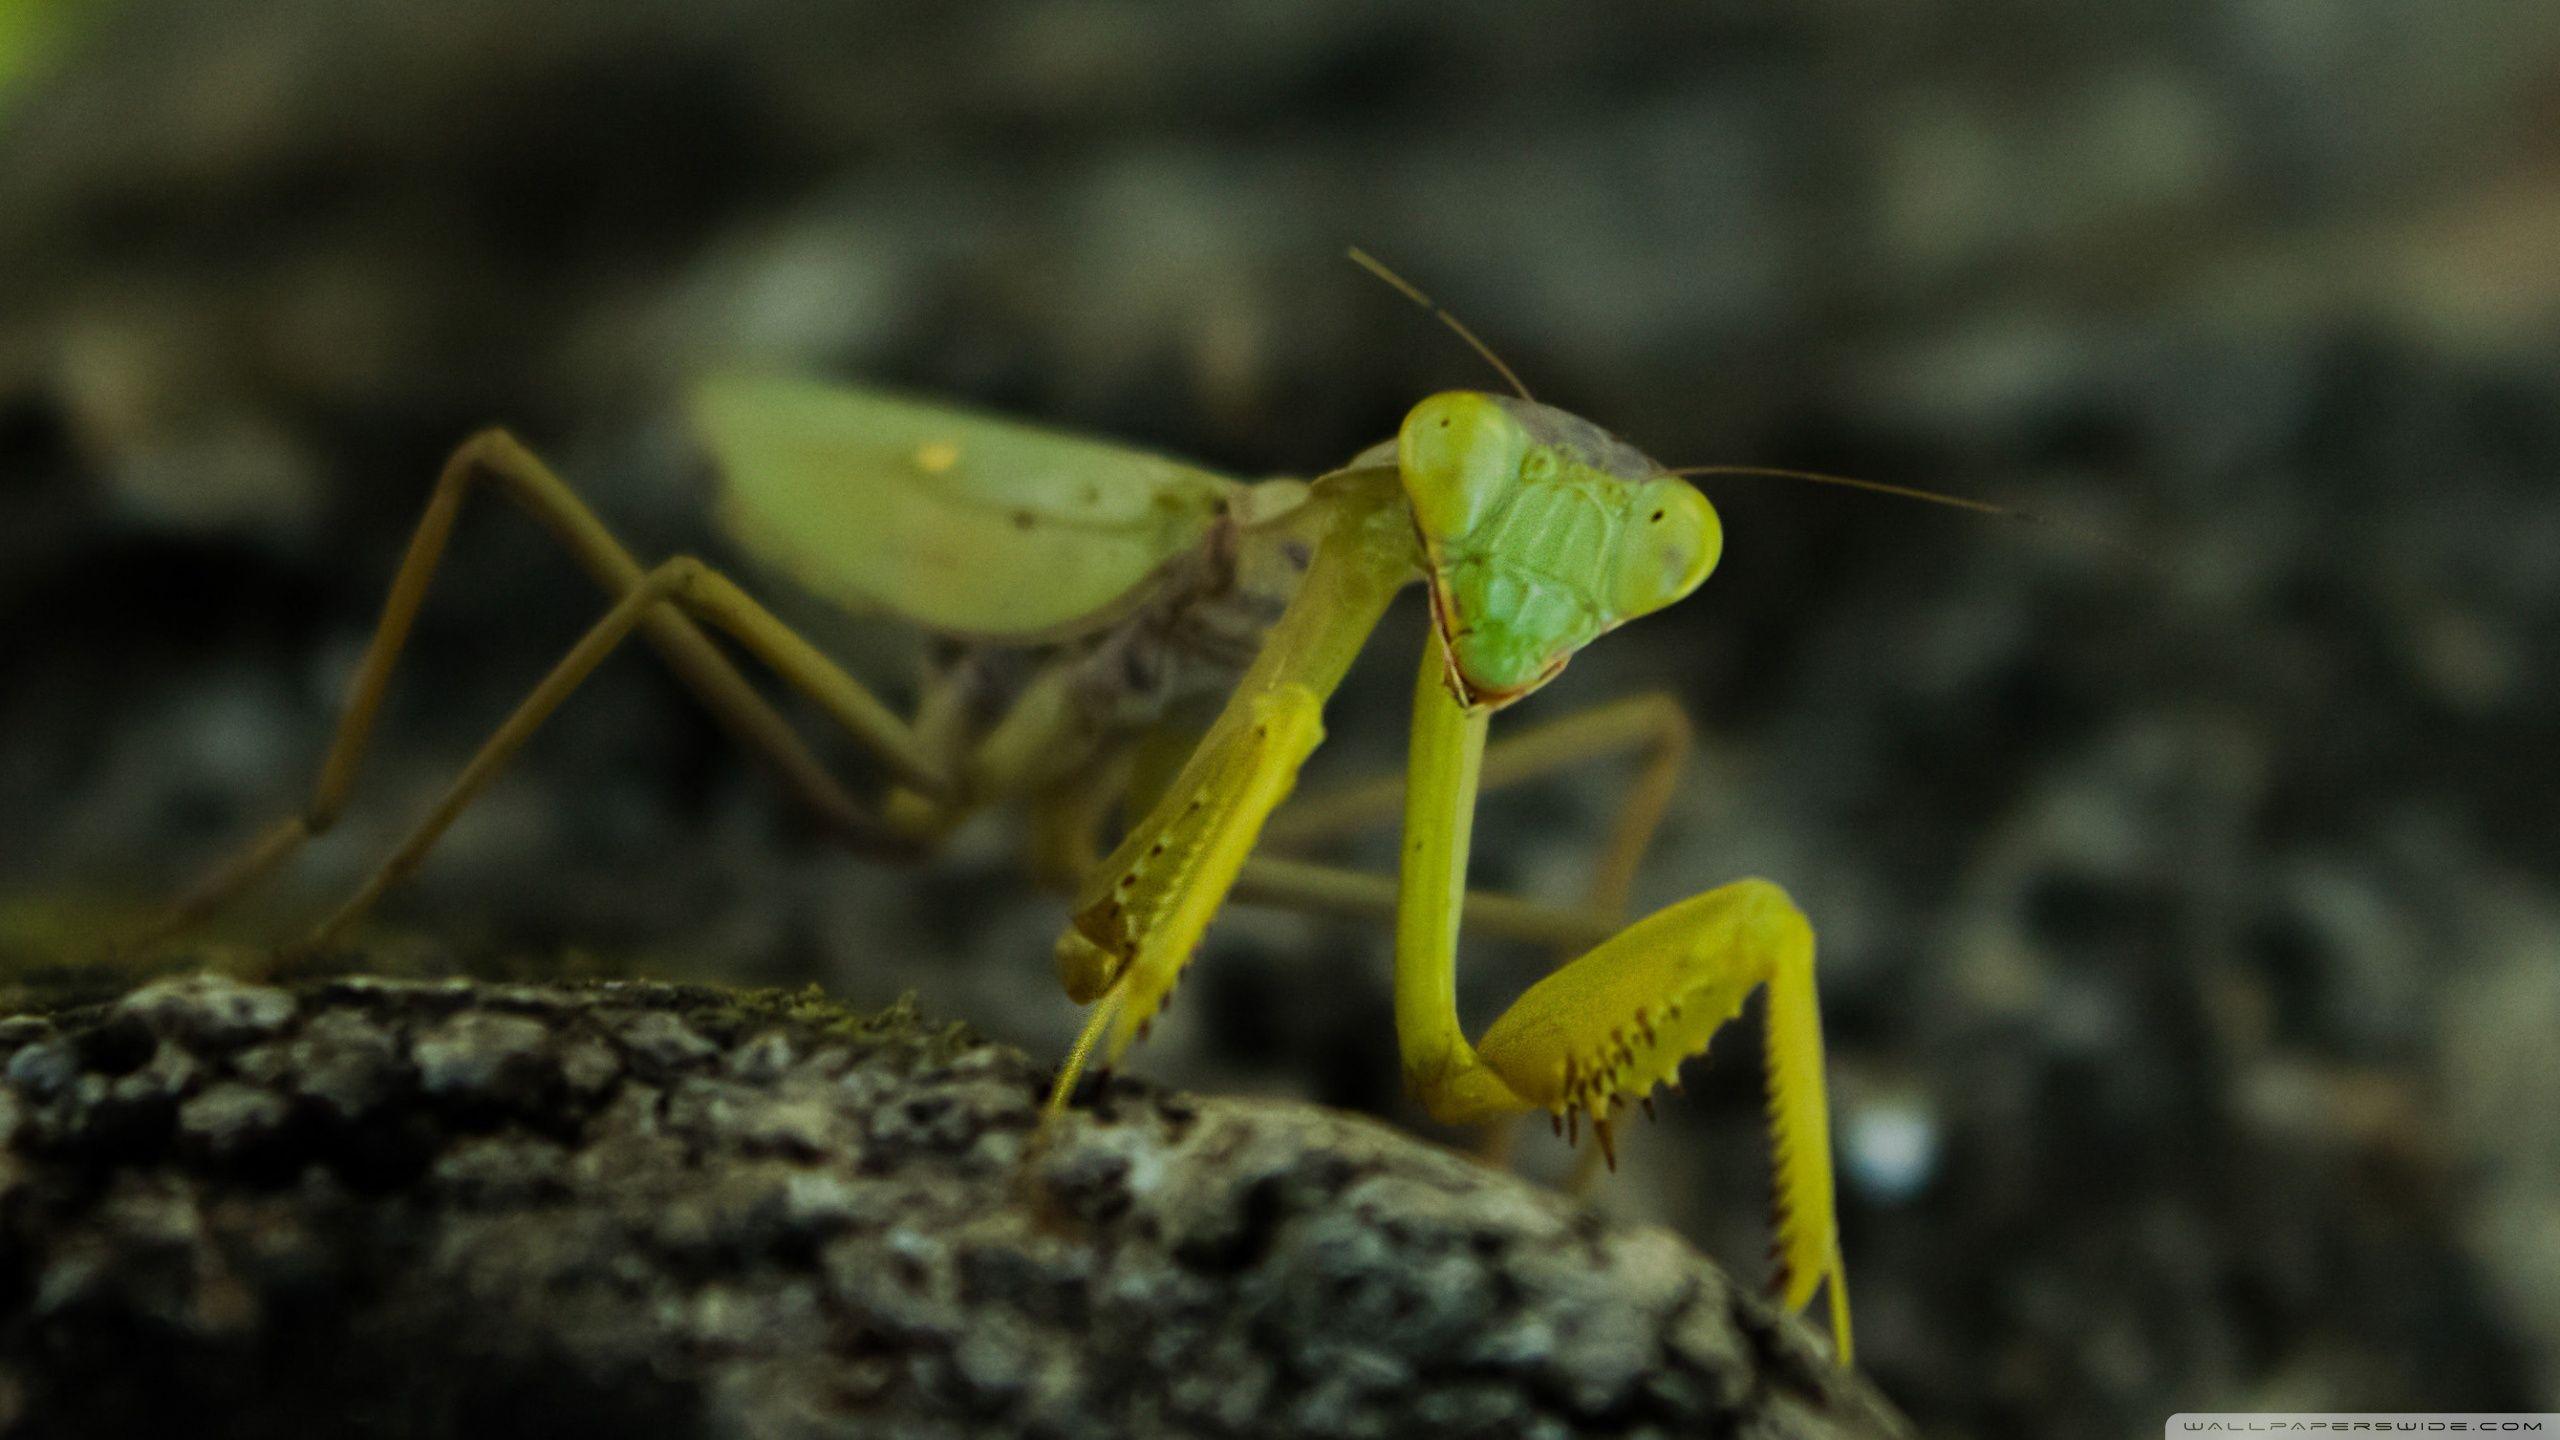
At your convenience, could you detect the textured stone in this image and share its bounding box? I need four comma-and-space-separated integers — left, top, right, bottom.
0, 975, 1907, 1439
113, 973, 297, 1049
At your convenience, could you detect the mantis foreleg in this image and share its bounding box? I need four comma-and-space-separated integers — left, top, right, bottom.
1392, 633, 1851, 1362
1042, 470, 1416, 1114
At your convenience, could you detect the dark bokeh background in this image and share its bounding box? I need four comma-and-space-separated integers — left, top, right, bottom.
4, 3, 2558, 1434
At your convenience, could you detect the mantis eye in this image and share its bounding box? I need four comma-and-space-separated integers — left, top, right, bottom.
1398, 392, 1528, 543
1611, 479, 1722, 620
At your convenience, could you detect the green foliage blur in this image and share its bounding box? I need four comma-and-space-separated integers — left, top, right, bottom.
0, 0, 87, 107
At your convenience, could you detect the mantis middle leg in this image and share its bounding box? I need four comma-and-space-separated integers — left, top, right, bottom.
1260, 690, 1691, 925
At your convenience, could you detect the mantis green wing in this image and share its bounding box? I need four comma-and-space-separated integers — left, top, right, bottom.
692, 376, 1241, 641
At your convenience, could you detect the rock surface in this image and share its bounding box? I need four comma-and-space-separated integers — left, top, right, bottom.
0, 970, 1908, 1439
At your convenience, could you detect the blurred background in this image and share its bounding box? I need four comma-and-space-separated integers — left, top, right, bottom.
3, 2, 2557, 1433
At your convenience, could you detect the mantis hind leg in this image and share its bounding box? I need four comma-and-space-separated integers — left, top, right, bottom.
131, 430, 948, 954
300, 556, 947, 951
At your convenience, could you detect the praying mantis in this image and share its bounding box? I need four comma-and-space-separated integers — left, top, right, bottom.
127, 255, 1969, 1365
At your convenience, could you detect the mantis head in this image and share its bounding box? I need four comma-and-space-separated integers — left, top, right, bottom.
1395, 391, 1722, 709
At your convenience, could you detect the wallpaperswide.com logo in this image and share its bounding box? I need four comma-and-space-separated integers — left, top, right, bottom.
2170, 1419, 2558, 1434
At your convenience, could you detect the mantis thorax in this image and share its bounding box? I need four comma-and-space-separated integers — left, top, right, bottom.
1394, 392, 1721, 708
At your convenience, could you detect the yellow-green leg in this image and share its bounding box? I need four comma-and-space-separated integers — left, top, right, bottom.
301, 556, 957, 950
1263, 689, 1691, 923
1232, 856, 1610, 951
131, 430, 947, 954
1045, 683, 1331, 1115
1032, 558, 1697, 1120
1039, 470, 1421, 1117
1258, 690, 1692, 1173
1392, 635, 1852, 1363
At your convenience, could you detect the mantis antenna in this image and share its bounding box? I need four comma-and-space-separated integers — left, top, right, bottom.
1347, 247, 2121, 553
1666, 463, 2142, 561
1347, 246, 1538, 404
1665, 465, 2035, 522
